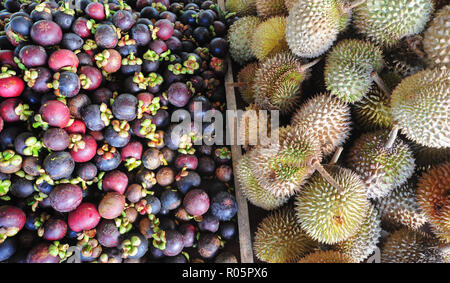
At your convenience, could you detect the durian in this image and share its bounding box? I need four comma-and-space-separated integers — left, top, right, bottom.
352, 72, 402, 131
227, 16, 262, 65
236, 154, 288, 210
291, 93, 352, 156
253, 52, 317, 115
295, 165, 369, 244
353, 0, 434, 47
334, 203, 381, 263
237, 103, 271, 150
411, 142, 450, 167
346, 129, 415, 199
256, 0, 287, 18
298, 250, 354, 263
248, 129, 321, 198
390, 68, 450, 148
253, 207, 317, 263
423, 5, 450, 68
237, 62, 259, 104
324, 39, 384, 103
416, 162, 450, 243
225, 0, 257, 16
375, 182, 427, 231
385, 39, 427, 77
285, 0, 362, 58
381, 228, 449, 263
251, 16, 289, 61
283, 0, 296, 11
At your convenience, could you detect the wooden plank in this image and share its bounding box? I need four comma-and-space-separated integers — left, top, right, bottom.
217, 0, 254, 263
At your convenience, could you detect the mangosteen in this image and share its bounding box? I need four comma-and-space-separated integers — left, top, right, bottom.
197, 233, 220, 259
94, 144, 121, 171
98, 192, 126, 219
160, 189, 181, 211
0, 237, 16, 262
76, 162, 98, 181
95, 24, 118, 49
111, 93, 138, 121
120, 232, 148, 259
112, 9, 135, 31
49, 184, 82, 213
26, 243, 60, 263
97, 220, 121, 248
43, 151, 75, 180
10, 178, 34, 198
198, 213, 219, 233
161, 230, 184, 257
42, 218, 67, 241
176, 170, 201, 194
211, 191, 237, 221
219, 222, 236, 241
215, 251, 238, 263
30, 20, 62, 46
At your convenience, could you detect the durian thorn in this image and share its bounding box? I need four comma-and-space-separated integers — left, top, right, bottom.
329, 147, 343, 165
406, 35, 426, 59
348, 0, 366, 10
370, 71, 392, 97
385, 125, 399, 149
311, 159, 346, 194
299, 57, 321, 72
226, 82, 246, 87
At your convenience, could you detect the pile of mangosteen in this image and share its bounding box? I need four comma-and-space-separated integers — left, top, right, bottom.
0, 0, 239, 263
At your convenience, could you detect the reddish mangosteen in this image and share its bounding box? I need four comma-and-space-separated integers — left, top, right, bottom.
43, 127, 70, 151
175, 154, 198, 170
85, 2, 106, 21
42, 218, 67, 241
156, 167, 175, 187
112, 9, 135, 31
43, 151, 75, 180
26, 243, 60, 263
96, 219, 120, 248
48, 49, 79, 72
94, 49, 121, 73
0, 50, 17, 67
0, 205, 26, 239
30, 20, 62, 46
149, 40, 167, 56
0, 98, 32, 123
65, 119, 86, 135
95, 24, 118, 49
71, 17, 91, 38
49, 184, 83, 212
68, 202, 101, 232
102, 169, 128, 194
39, 100, 71, 128
98, 192, 125, 219
183, 189, 209, 216
68, 134, 97, 163
79, 65, 102, 91
121, 140, 143, 171
0, 71, 24, 98
154, 19, 174, 40
18, 44, 47, 67
215, 164, 233, 183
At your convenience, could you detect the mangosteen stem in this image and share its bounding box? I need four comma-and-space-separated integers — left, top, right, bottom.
370, 71, 392, 97
311, 159, 346, 194
329, 147, 343, 165
385, 125, 399, 149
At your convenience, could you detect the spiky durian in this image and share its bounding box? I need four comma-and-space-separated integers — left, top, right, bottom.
227, 16, 262, 65
285, 0, 356, 58
295, 165, 369, 245
381, 228, 449, 263
256, 0, 287, 18
237, 104, 271, 150
236, 154, 288, 210
225, 0, 257, 16
251, 16, 288, 61
417, 162, 450, 243
298, 250, 354, 263
253, 52, 314, 115
352, 72, 402, 131
390, 68, 450, 148
324, 39, 384, 103
334, 204, 381, 262
248, 126, 322, 198
291, 93, 352, 156
375, 182, 427, 231
253, 207, 317, 263
423, 5, 450, 68
410, 142, 450, 167
353, 0, 434, 47
346, 130, 415, 199
237, 62, 258, 104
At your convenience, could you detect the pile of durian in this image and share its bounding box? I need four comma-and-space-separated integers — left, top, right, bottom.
226, 0, 449, 263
